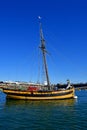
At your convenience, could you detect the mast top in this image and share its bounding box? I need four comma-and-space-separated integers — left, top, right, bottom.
38, 16, 42, 20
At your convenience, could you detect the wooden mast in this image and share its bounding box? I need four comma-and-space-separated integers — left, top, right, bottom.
39, 18, 50, 90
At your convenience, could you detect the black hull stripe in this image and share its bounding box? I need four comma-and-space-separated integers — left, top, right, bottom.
5, 91, 73, 97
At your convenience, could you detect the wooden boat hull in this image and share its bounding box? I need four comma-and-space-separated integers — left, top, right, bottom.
2, 87, 75, 100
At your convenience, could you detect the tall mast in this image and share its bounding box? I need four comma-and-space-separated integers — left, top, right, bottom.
39, 18, 50, 90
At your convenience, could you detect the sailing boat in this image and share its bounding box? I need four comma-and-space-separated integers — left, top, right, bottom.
2, 20, 75, 100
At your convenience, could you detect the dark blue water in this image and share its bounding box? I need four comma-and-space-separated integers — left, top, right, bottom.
0, 90, 87, 130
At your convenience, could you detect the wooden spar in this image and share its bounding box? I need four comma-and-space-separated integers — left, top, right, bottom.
39, 21, 50, 90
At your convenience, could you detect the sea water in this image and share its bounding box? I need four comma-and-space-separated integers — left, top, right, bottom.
0, 90, 87, 130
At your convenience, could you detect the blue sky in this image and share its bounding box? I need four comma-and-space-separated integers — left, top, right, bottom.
0, 0, 87, 83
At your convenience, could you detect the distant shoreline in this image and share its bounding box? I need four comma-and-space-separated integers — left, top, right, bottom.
55, 83, 87, 90
0, 81, 87, 90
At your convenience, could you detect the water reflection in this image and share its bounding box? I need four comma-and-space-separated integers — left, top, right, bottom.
5, 98, 76, 108
0, 92, 6, 109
